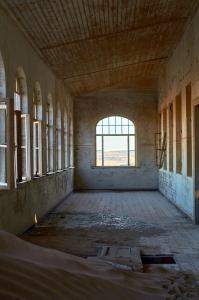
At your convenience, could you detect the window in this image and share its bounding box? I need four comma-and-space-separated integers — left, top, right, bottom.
56, 105, 62, 170
175, 93, 182, 174
33, 83, 42, 177
69, 114, 73, 167
64, 111, 68, 168
46, 95, 53, 172
168, 103, 173, 172
0, 99, 7, 186
162, 109, 167, 170
14, 69, 30, 183
0, 53, 7, 187
96, 116, 136, 167
186, 83, 192, 177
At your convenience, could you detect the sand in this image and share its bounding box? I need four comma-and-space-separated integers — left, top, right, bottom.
0, 230, 197, 300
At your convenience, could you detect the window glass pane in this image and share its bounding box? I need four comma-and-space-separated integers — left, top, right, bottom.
14, 93, 21, 111
116, 126, 122, 134
96, 136, 102, 166
129, 136, 135, 150
129, 125, 135, 134
130, 150, 135, 166
34, 123, 39, 147
96, 136, 102, 150
103, 125, 109, 134
122, 126, 128, 134
109, 126, 115, 134
96, 125, 102, 134
21, 118, 26, 147
116, 116, 122, 125
109, 116, 115, 125
22, 148, 26, 178
122, 117, 129, 125
98, 119, 103, 126
0, 147, 7, 183
0, 109, 6, 144
102, 118, 109, 125
34, 149, 39, 174
104, 136, 128, 166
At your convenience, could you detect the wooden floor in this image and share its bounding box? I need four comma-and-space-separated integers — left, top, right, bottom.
23, 191, 199, 279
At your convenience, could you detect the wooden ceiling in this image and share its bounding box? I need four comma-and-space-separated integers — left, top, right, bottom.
2, 0, 199, 96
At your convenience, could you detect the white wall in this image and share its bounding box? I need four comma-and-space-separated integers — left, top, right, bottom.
74, 89, 158, 190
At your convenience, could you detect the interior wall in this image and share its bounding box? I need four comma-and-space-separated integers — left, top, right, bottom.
0, 7, 73, 234
158, 7, 199, 219
74, 89, 158, 190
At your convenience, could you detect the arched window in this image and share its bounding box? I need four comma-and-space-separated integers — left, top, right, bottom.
46, 94, 53, 173
64, 110, 68, 168
14, 67, 30, 182
56, 104, 62, 170
0, 51, 6, 187
96, 116, 136, 167
33, 82, 42, 177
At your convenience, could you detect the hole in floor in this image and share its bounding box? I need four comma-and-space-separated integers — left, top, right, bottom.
141, 255, 176, 264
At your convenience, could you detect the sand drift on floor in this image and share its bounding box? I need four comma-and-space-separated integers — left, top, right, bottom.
0, 230, 197, 300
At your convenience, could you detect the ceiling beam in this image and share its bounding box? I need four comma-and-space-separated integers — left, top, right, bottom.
40, 17, 186, 51
63, 56, 168, 81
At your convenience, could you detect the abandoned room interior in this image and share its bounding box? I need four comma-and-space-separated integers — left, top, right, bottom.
1, 0, 199, 299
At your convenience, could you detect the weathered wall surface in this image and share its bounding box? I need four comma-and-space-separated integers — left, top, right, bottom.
0, 170, 73, 234
158, 8, 199, 219
0, 7, 73, 234
74, 90, 158, 190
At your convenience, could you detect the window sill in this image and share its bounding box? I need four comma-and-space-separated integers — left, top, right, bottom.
32, 175, 46, 181
0, 184, 8, 193
61, 167, 75, 170
0, 183, 8, 189
17, 179, 31, 186
91, 166, 140, 169
46, 171, 56, 176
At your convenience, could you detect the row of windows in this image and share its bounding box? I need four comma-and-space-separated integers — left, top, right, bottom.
0, 67, 72, 189
159, 82, 192, 177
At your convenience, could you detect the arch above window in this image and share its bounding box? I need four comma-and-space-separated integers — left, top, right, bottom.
96, 116, 135, 135
96, 116, 136, 167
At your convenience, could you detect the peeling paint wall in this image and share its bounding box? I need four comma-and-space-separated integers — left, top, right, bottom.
0, 7, 73, 234
158, 8, 199, 219
74, 89, 158, 190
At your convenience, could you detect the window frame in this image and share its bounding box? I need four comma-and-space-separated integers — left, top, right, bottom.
14, 76, 30, 184
64, 111, 68, 168
56, 105, 62, 171
0, 98, 14, 190
14, 112, 30, 182
0, 99, 8, 187
33, 88, 42, 177
95, 116, 136, 167
46, 102, 53, 173
33, 120, 42, 177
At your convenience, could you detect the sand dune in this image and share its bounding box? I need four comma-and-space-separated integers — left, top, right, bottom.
0, 230, 197, 299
